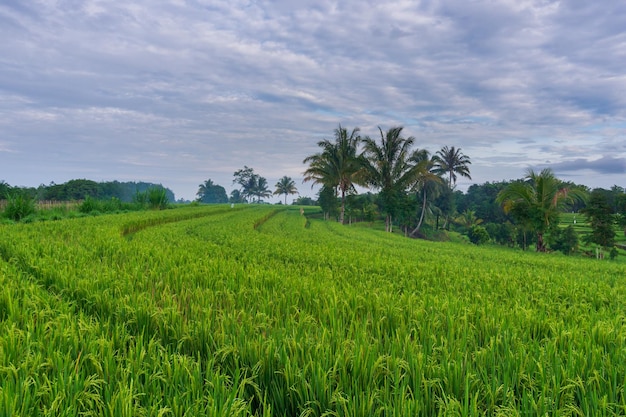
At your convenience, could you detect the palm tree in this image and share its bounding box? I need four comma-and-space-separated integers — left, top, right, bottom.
361, 126, 421, 232
196, 179, 228, 203
274, 176, 298, 205
432, 146, 472, 188
455, 209, 483, 229
197, 179, 215, 200
252, 176, 271, 203
408, 150, 444, 237
496, 168, 587, 252
303, 125, 363, 224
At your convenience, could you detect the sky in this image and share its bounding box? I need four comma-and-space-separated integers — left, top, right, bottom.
1, 0, 625, 202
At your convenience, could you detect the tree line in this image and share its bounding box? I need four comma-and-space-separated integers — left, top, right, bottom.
0, 179, 175, 203
195, 124, 625, 257
196, 167, 298, 205
296, 124, 625, 257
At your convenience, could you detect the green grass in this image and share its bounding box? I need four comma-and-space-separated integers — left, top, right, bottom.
1, 205, 625, 415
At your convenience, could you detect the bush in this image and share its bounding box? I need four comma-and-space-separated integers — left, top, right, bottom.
549, 225, 579, 255
147, 188, 168, 210
3, 193, 36, 221
79, 196, 101, 214
468, 225, 490, 245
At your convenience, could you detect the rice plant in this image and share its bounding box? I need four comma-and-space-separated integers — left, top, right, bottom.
1, 205, 625, 415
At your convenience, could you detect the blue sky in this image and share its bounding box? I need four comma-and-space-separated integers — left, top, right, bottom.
1, 0, 625, 201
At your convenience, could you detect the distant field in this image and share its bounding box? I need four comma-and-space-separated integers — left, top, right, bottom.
560, 212, 626, 257
1, 205, 625, 416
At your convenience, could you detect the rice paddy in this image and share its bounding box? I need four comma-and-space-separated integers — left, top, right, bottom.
1, 205, 625, 416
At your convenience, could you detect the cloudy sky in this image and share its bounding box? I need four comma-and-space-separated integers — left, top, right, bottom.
1, 0, 625, 201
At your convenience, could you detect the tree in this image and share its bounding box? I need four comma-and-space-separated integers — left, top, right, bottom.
0, 180, 12, 198
496, 168, 587, 252
548, 225, 579, 255
233, 166, 256, 203
251, 176, 271, 203
303, 125, 363, 224
361, 126, 422, 232
196, 179, 228, 203
468, 225, 490, 245
582, 189, 616, 250
455, 209, 483, 229
432, 146, 472, 188
317, 185, 339, 221
233, 166, 269, 203
229, 189, 245, 204
408, 150, 443, 237
274, 176, 298, 205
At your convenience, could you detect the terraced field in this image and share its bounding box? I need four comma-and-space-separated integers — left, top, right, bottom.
1, 205, 625, 416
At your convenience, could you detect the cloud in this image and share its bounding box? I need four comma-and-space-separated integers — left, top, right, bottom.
0, 0, 625, 199
539, 156, 626, 175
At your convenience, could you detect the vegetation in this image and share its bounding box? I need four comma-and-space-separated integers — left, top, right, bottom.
361, 126, 423, 232
303, 125, 363, 224
432, 145, 472, 188
197, 179, 229, 204
233, 166, 271, 203
3, 191, 36, 221
582, 189, 617, 250
496, 168, 587, 252
273, 176, 298, 205
1, 206, 625, 415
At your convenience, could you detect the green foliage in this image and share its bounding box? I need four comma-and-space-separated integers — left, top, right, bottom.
361, 126, 425, 232
467, 224, 490, 245
457, 181, 510, 224
548, 225, 579, 255
317, 185, 339, 220
303, 125, 363, 224
582, 189, 616, 249
147, 187, 169, 210
233, 166, 270, 203
79, 195, 100, 213
3, 192, 36, 221
273, 176, 298, 205
484, 222, 515, 246
293, 196, 316, 206
497, 168, 587, 252
197, 179, 228, 203
42, 179, 176, 202
431, 145, 472, 188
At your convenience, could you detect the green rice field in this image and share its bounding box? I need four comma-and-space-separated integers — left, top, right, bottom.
1, 205, 625, 416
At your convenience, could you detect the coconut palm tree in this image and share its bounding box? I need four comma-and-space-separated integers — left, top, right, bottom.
409, 150, 444, 237
274, 176, 298, 205
496, 168, 587, 252
432, 146, 472, 188
361, 126, 421, 232
455, 209, 483, 229
196, 179, 228, 203
251, 176, 271, 203
303, 125, 363, 224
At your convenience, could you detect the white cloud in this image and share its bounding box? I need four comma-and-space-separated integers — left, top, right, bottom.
0, 0, 625, 199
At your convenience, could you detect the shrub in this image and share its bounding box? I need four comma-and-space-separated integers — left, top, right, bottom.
549, 225, 579, 255
3, 193, 36, 221
79, 195, 101, 213
468, 225, 490, 245
147, 188, 168, 210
